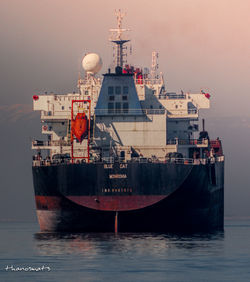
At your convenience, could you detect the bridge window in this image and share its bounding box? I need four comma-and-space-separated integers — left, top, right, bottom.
115, 86, 121, 94
123, 86, 129, 94
108, 102, 114, 113
108, 86, 114, 94
115, 102, 121, 113
123, 102, 129, 113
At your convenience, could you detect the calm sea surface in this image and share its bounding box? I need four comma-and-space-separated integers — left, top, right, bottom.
0, 219, 250, 282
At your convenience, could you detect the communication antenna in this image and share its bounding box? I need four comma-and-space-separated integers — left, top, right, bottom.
109, 9, 130, 68
151, 51, 159, 79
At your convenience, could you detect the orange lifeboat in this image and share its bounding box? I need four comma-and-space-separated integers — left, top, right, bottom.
71, 113, 88, 142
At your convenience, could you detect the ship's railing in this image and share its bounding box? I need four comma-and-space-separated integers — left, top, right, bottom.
134, 78, 163, 85
41, 110, 71, 118
159, 93, 186, 100
41, 108, 196, 117
32, 140, 71, 147
32, 155, 224, 167
173, 158, 207, 165
165, 156, 224, 164
167, 109, 198, 115
167, 138, 208, 146
143, 109, 166, 115
32, 159, 72, 167
95, 108, 166, 115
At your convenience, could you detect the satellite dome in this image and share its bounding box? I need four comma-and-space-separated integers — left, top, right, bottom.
82, 53, 102, 74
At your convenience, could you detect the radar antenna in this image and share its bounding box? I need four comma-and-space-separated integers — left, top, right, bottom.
109, 9, 130, 68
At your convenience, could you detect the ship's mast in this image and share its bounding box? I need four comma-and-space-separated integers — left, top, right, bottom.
109, 9, 130, 68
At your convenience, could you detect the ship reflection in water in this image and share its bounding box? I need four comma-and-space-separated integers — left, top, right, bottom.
33, 231, 224, 257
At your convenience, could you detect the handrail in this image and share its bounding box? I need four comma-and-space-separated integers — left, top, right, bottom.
32, 138, 208, 148
159, 93, 186, 100
134, 78, 163, 85
32, 155, 224, 167
41, 108, 197, 117
95, 108, 166, 115
32, 140, 71, 147
41, 110, 71, 117
167, 139, 208, 146
167, 109, 198, 115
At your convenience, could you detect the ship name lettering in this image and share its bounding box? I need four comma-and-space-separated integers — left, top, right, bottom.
104, 164, 113, 169
102, 188, 132, 193
109, 174, 127, 179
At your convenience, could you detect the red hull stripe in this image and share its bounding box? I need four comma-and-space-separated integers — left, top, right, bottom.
66, 195, 167, 211
35, 195, 167, 211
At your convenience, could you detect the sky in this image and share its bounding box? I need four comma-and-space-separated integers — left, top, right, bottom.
0, 0, 250, 220
1, 0, 250, 114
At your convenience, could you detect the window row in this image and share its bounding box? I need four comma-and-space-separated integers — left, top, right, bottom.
109, 95, 128, 101
108, 102, 129, 114
108, 86, 129, 95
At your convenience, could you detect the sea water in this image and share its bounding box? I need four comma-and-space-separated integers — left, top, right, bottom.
0, 219, 250, 282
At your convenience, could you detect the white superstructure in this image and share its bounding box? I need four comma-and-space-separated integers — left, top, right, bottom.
32, 11, 211, 164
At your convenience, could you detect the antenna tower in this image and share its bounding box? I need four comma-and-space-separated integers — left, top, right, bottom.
109, 9, 130, 68
151, 51, 159, 79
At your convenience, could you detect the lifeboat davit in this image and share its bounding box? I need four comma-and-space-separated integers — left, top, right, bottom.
71, 113, 88, 142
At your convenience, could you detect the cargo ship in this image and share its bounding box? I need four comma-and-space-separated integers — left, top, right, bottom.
32, 11, 224, 232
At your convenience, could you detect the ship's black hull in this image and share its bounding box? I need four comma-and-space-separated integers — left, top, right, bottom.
32, 161, 224, 232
